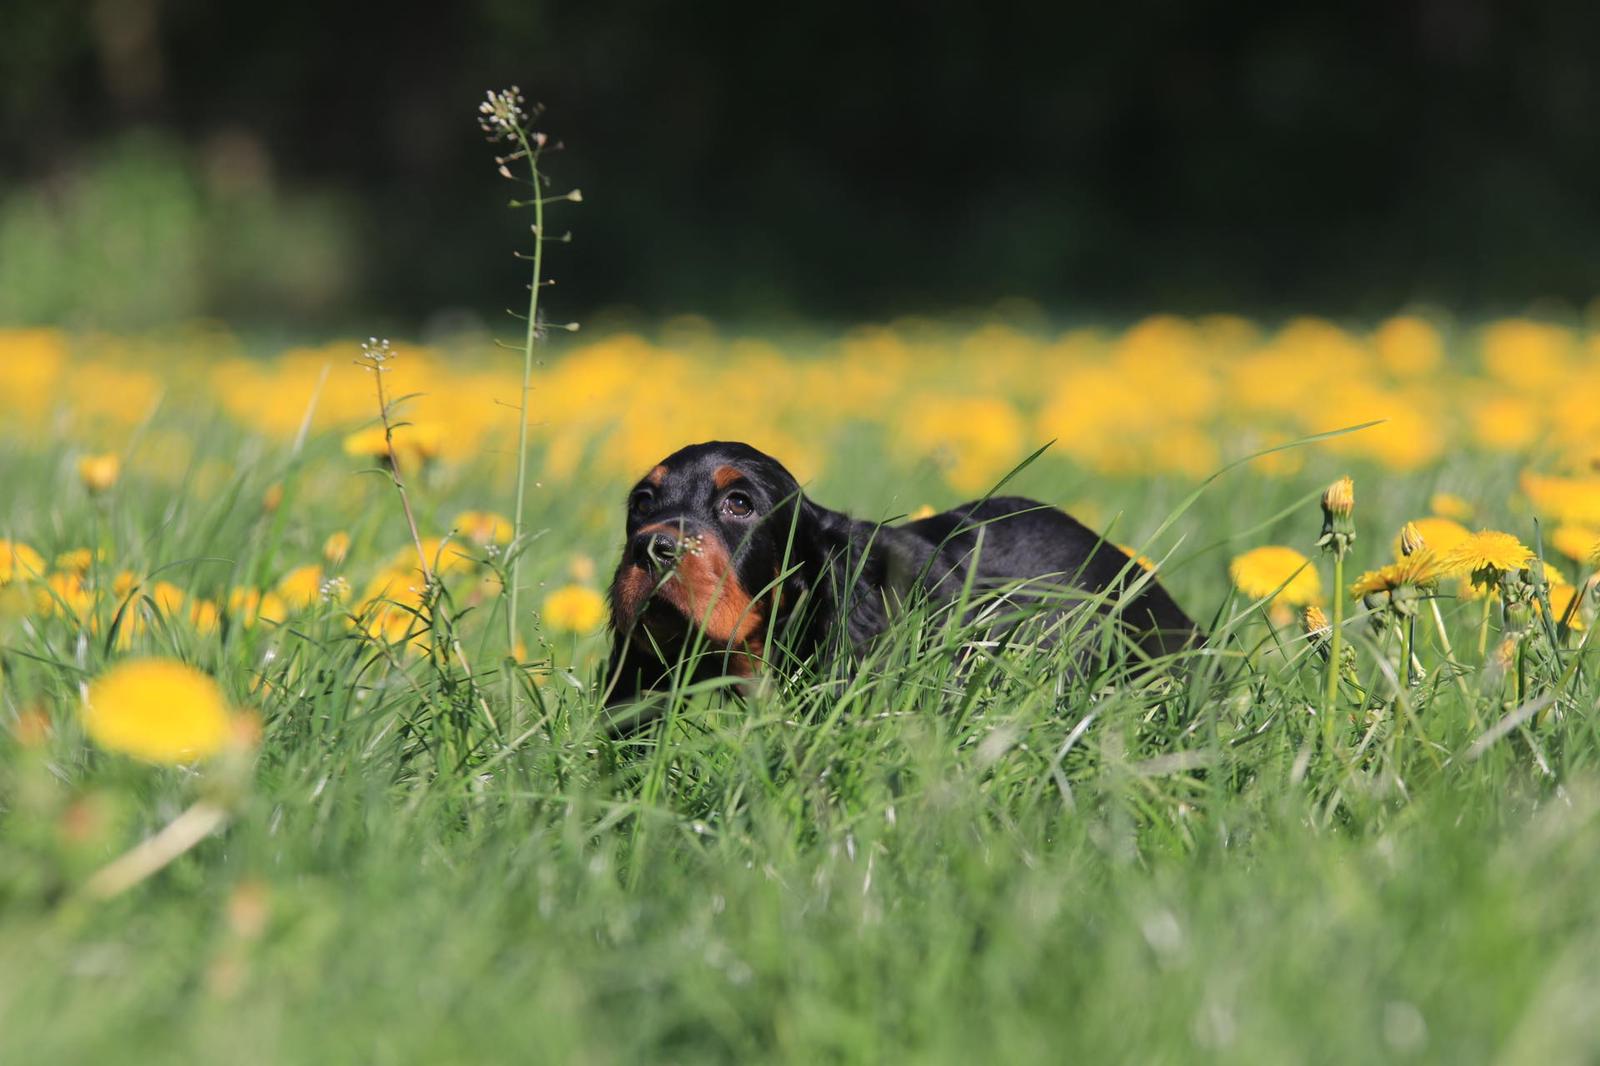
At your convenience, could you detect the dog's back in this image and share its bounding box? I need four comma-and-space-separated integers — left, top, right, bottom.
885, 496, 1199, 661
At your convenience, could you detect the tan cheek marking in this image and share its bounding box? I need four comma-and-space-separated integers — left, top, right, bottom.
660, 534, 764, 648
646, 465, 669, 486
613, 565, 655, 623
712, 465, 745, 490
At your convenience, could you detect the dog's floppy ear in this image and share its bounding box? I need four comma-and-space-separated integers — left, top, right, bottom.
770, 494, 848, 630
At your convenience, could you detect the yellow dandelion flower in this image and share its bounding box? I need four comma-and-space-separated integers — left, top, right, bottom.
454, 510, 514, 547
1349, 551, 1447, 598
34, 572, 92, 620
322, 530, 352, 567
1303, 604, 1330, 637
1229, 546, 1322, 607
148, 581, 186, 615
54, 548, 95, 575
1392, 516, 1470, 560
1551, 525, 1600, 564
83, 658, 231, 764
342, 422, 444, 470
568, 554, 596, 582
1429, 492, 1474, 521
1521, 471, 1600, 526
77, 453, 121, 494
0, 540, 45, 584
387, 537, 475, 578
542, 584, 607, 633
1438, 530, 1535, 582
275, 564, 324, 611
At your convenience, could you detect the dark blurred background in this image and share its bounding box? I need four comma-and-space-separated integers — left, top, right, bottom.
4, 0, 1600, 331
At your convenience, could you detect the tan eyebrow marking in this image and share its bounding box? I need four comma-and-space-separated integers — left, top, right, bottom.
712, 465, 745, 490
646, 464, 669, 486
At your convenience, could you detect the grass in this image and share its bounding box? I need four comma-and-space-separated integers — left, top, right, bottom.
1, 346, 1599, 1065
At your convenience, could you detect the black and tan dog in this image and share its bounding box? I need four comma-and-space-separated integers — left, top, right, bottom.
605, 441, 1198, 720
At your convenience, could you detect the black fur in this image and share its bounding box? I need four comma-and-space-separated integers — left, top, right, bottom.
604, 441, 1199, 724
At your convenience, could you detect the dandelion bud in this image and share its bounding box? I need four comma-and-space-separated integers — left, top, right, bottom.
1502, 596, 1534, 636
1398, 521, 1426, 558
1302, 604, 1330, 659
1322, 475, 1354, 519
1317, 475, 1356, 558
78, 453, 120, 494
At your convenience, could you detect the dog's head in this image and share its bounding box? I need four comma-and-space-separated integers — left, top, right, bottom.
608, 441, 816, 672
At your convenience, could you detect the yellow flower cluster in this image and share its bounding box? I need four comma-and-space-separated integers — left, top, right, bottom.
8, 313, 1600, 498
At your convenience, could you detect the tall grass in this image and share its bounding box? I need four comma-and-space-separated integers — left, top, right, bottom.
2, 393, 1597, 1063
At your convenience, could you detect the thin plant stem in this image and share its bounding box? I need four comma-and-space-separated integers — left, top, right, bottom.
83, 800, 228, 899
366, 353, 500, 736
506, 128, 545, 657
1324, 552, 1344, 745
1477, 594, 1493, 659
1399, 618, 1412, 695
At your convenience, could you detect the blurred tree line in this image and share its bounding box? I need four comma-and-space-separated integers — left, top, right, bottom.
3, 0, 1600, 330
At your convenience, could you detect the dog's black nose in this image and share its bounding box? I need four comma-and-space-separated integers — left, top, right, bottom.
631, 530, 679, 572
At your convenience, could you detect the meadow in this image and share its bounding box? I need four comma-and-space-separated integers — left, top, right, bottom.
2, 313, 1600, 1063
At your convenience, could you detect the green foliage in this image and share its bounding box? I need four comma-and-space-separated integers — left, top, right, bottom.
1, 408, 1597, 1063
0, 135, 356, 329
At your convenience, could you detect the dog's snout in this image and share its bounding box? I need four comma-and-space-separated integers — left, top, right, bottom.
632, 530, 679, 572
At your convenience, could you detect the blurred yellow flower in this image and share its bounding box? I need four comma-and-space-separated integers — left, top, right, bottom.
55, 548, 95, 575
1481, 319, 1571, 390
908, 504, 937, 521
1229, 546, 1322, 608
34, 573, 92, 620
1429, 493, 1474, 521
148, 581, 187, 615
323, 531, 352, 567
190, 599, 221, 635
568, 554, 597, 582
0, 541, 45, 584
83, 658, 231, 764
388, 538, 474, 579
1549, 583, 1586, 631
276, 565, 325, 611
455, 510, 514, 547
342, 422, 444, 469
228, 587, 287, 628
1522, 471, 1600, 526
542, 585, 607, 633
1372, 316, 1443, 376
78, 453, 121, 494
1551, 525, 1600, 564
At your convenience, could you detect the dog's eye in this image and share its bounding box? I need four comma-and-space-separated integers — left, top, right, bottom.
721, 491, 754, 518
629, 490, 654, 517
